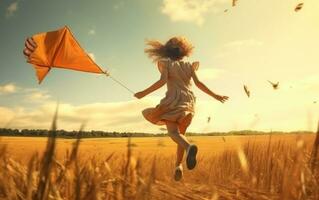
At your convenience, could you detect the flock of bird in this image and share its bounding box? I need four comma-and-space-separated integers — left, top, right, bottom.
205, 79, 316, 124
225, 0, 304, 12
159, 1, 309, 130
243, 80, 279, 98
206, 1, 307, 124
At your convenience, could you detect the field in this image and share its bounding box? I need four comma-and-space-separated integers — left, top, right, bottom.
2, 135, 304, 164
1, 130, 318, 200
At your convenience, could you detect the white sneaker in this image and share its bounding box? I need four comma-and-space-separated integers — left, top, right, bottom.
174, 165, 183, 181
186, 144, 198, 170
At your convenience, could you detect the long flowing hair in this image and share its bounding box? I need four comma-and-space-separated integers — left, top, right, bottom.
145, 36, 194, 62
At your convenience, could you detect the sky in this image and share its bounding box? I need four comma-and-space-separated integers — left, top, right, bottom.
0, 0, 318, 133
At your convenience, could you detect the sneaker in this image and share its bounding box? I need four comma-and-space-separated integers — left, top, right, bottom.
174, 165, 183, 181
186, 144, 198, 170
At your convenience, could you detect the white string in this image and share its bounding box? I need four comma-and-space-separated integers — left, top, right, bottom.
104, 71, 135, 94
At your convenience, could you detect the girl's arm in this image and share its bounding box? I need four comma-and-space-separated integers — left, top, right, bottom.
134, 62, 168, 99
191, 69, 229, 103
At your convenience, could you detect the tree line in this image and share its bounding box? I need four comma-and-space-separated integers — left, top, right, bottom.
0, 128, 314, 138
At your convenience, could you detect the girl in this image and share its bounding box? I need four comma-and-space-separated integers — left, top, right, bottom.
134, 37, 229, 181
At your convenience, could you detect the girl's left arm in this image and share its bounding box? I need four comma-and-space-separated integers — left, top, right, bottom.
134, 62, 168, 99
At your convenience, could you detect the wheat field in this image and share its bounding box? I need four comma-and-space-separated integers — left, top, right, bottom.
0, 114, 318, 200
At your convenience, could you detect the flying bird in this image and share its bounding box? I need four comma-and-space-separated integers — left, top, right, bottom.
207, 116, 211, 123
224, 9, 228, 12
295, 3, 304, 12
243, 85, 250, 97
268, 80, 279, 90
232, 0, 238, 7
314, 101, 317, 104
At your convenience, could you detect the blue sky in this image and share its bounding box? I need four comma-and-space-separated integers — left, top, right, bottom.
0, 0, 318, 133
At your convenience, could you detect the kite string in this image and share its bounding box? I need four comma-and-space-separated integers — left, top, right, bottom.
104, 72, 135, 94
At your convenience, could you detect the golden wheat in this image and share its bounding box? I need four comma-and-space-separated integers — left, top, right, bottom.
0, 117, 318, 199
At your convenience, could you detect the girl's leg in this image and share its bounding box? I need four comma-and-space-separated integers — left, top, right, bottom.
165, 121, 190, 151
175, 125, 187, 167
177, 114, 198, 170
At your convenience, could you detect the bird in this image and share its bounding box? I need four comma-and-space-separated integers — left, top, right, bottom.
224, 9, 228, 12
268, 80, 279, 90
243, 85, 250, 97
207, 116, 211, 123
232, 0, 238, 7
314, 101, 317, 104
295, 3, 304, 12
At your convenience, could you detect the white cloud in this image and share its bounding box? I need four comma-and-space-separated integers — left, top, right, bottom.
214, 39, 264, 58
25, 91, 51, 102
1, 76, 318, 133
197, 68, 225, 80
224, 39, 264, 48
0, 90, 318, 133
88, 29, 96, 35
161, 0, 226, 26
0, 107, 15, 124
6, 2, 18, 18
0, 97, 161, 132
0, 83, 17, 94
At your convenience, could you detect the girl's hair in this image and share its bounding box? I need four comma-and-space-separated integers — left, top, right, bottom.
145, 36, 193, 62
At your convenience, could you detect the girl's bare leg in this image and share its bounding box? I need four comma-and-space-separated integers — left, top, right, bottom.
175, 125, 187, 167
166, 121, 190, 151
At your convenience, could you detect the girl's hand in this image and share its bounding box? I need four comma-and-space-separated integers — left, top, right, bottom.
23, 37, 37, 60
214, 95, 229, 103
134, 91, 146, 99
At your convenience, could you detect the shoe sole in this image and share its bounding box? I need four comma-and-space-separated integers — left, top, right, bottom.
174, 169, 183, 181
186, 145, 198, 170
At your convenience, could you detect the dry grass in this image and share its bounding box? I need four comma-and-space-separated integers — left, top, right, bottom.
0, 110, 318, 200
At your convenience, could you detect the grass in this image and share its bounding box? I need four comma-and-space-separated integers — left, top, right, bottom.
0, 108, 318, 199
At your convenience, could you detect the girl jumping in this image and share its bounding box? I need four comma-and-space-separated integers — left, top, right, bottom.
134, 37, 229, 181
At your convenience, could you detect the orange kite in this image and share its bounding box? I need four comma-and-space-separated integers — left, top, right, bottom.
23, 26, 106, 84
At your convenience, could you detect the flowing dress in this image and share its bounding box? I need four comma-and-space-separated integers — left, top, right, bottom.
142, 59, 200, 133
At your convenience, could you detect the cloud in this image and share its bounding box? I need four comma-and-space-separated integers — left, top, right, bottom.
224, 39, 264, 48
1, 90, 318, 133
0, 83, 17, 94
197, 68, 225, 81
214, 39, 264, 58
25, 91, 51, 102
88, 29, 96, 35
0, 97, 161, 132
161, 0, 226, 26
6, 2, 18, 18
1, 77, 318, 133
0, 107, 15, 124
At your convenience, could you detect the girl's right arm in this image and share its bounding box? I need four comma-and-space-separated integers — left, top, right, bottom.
134, 61, 168, 99
191, 67, 229, 103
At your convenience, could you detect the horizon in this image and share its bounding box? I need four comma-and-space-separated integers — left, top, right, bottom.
0, 0, 318, 133
0, 127, 316, 135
